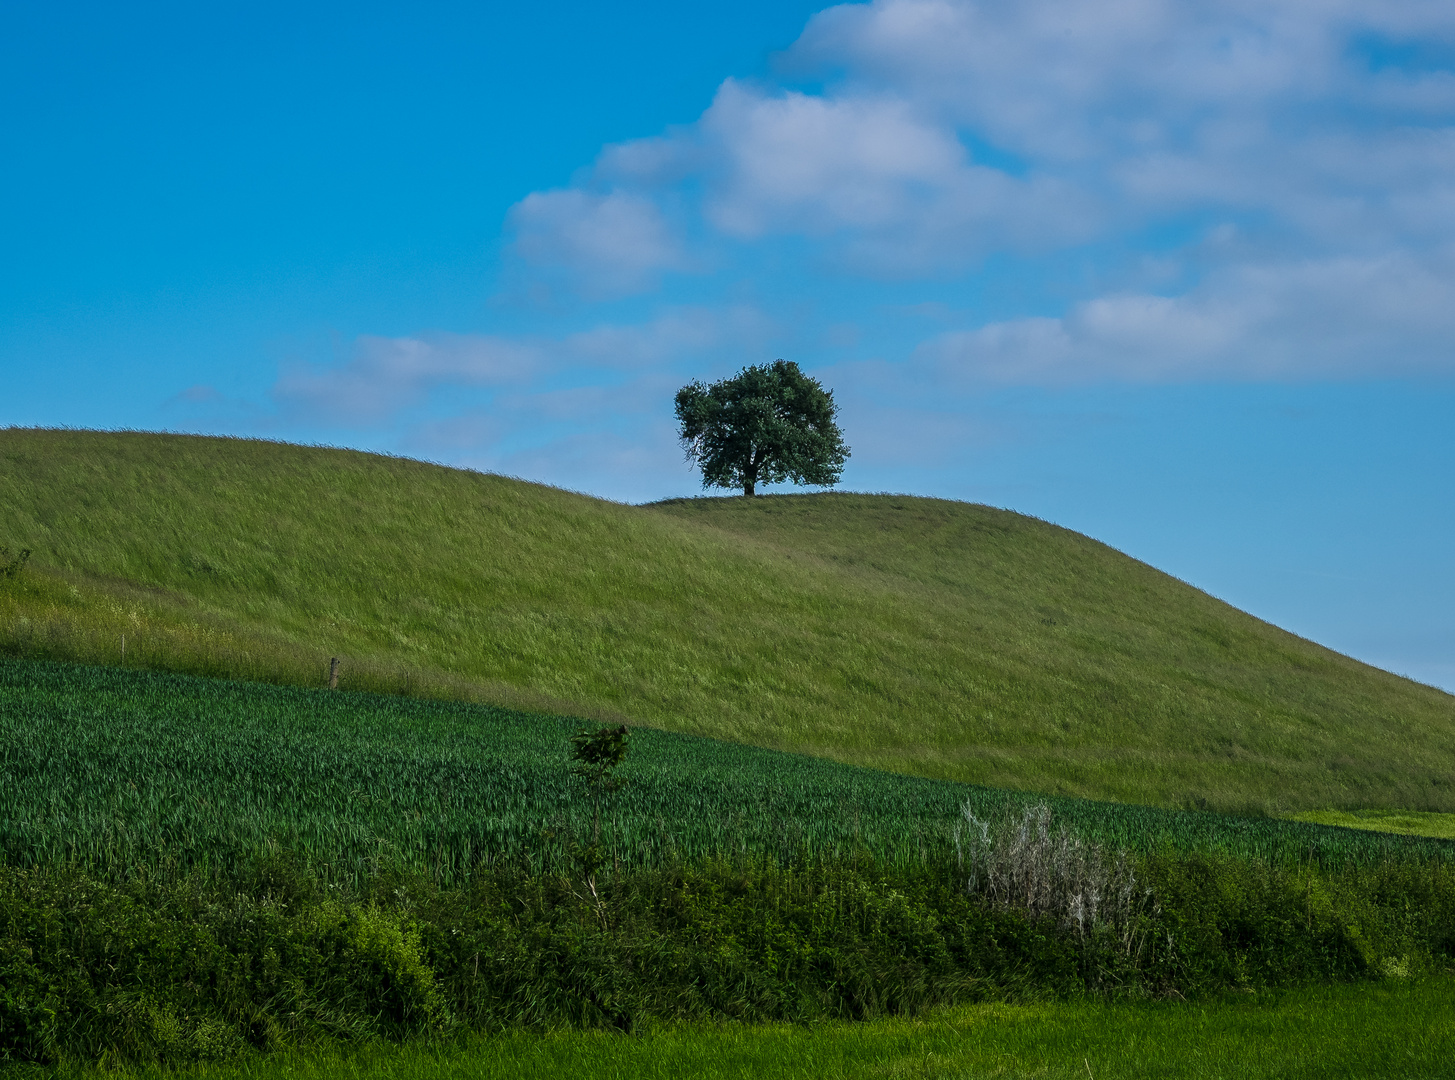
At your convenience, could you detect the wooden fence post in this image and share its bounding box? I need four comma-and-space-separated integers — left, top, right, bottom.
329, 657, 340, 689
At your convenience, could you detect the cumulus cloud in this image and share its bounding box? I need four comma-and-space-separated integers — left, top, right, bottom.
502, 0, 1455, 382
277, 0, 1455, 492
689, 80, 1099, 267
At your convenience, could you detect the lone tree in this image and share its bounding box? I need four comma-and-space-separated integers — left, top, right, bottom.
674, 360, 849, 497
569, 723, 630, 851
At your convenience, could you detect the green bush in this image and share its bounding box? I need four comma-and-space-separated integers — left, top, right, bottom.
2, 850, 1452, 1067
0, 864, 446, 1065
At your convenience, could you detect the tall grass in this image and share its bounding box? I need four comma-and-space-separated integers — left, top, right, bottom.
2, 428, 1454, 814
2, 657, 1449, 888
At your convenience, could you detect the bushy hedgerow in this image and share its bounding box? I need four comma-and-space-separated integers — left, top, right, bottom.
1, 850, 1451, 1065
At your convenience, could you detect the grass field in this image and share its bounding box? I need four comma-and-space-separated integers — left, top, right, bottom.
2, 429, 1453, 815
3, 656, 1451, 884
24, 976, 1455, 1080
1291, 809, 1455, 841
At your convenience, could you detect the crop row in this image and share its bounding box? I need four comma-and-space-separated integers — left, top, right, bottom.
1, 658, 1450, 885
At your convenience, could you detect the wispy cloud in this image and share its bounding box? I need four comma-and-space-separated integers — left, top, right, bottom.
266, 307, 783, 496
272, 334, 543, 425
920, 250, 1455, 383
507, 189, 690, 299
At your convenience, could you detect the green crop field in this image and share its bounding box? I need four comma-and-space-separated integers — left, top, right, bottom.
3, 657, 1450, 886
2, 428, 1453, 817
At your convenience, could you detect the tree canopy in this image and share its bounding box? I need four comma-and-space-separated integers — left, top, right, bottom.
674, 360, 849, 497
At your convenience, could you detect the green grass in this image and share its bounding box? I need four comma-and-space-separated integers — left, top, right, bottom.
29, 976, 1455, 1079
3, 657, 1450, 883
1291, 809, 1455, 841
2, 427, 1453, 814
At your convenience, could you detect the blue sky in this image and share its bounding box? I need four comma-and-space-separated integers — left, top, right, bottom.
4, 0, 1454, 690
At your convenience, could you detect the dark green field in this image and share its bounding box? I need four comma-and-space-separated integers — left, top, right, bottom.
2, 428, 1453, 815
3, 657, 1451, 885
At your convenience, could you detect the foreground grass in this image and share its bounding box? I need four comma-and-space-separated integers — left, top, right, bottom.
3, 428, 1454, 814
34, 977, 1455, 1080
1292, 809, 1455, 840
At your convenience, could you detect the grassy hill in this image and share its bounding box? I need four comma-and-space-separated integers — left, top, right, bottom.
1, 427, 1451, 814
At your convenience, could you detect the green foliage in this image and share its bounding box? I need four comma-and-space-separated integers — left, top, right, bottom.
0, 864, 445, 1066
569, 723, 629, 861
674, 360, 848, 496
1291, 808, 1455, 839
569, 724, 629, 791
2, 848, 1453, 1067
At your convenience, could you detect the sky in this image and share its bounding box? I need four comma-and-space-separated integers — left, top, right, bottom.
3, 0, 1454, 690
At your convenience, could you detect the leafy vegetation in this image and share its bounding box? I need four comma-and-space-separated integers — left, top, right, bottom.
1, 428, 1452, 814
674, 359, 849, 496
3, 832, 1453, 1065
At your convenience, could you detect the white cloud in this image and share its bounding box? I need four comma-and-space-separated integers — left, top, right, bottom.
562, 303, 779, 369
504, 0, 1455, 329
270, 306, 780, 429
698, 82, 965, 235
507, 189, 687, 298
272, 333, 542, 425
921, 251, 1455, 383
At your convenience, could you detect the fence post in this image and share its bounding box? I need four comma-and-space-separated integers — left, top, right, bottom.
329, 657, 340, 689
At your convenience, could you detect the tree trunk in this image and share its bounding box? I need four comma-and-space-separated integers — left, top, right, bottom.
743, 450, 758, 496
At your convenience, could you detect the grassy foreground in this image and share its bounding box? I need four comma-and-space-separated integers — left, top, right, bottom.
6, 655, 1455, 1066
26, 977, 1455, 1080
2, 428, 1454, 813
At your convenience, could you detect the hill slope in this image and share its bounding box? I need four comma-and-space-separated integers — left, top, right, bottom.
1, 427, 1451, 813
